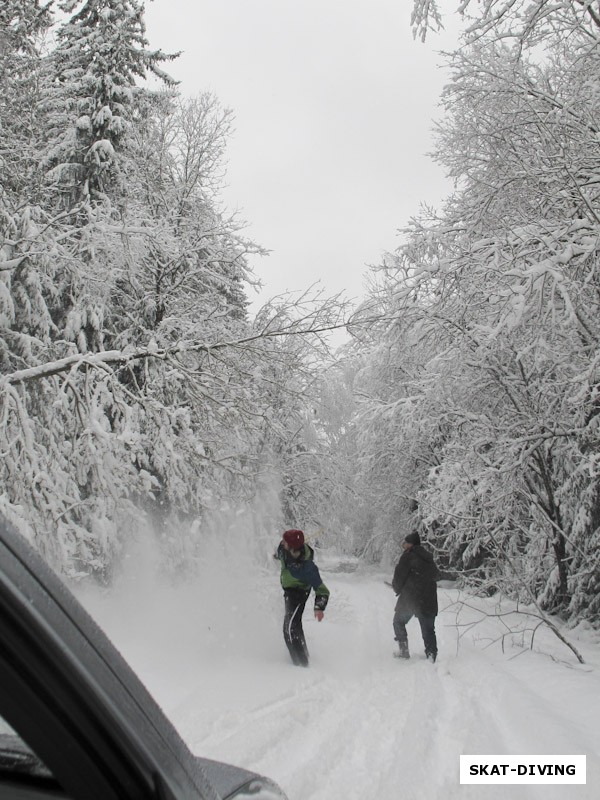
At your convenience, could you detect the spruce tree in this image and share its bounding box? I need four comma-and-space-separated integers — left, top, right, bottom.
44, 0, 176, 207
0, 1, 54, 370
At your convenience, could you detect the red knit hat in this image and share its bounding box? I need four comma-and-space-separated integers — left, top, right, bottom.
283, 529, 304, 550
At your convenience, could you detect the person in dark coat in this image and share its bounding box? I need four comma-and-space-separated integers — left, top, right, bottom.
275, 529, 330, 667
392, 531, 440, 662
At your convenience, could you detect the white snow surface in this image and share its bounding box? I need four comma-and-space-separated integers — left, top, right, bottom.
76, 546, 600, 800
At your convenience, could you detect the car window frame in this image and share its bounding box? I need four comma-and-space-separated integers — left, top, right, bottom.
0, 517, 280, 800
0, 561, 161, 800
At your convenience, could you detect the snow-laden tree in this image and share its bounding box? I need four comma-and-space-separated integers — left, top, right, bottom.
416, 39, 600, 615
0, 1, 51, 196
0, 290, 348, 577
245, 291, 349, 535
116, 90, 254, 349
0, 1, 56, 513
0, 2, 169, 574
411, 0, 600, 44
0, 1, 350, 577
2, 72, 348, 575
302, 355, 370, 554
80, 89, 263, 542
43, 0, 176, 206
349, 19, 600, 623
31, 1, 178, 359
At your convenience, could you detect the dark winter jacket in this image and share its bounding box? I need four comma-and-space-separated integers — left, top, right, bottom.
277, 542, 330, 612
392, 544, 440, 617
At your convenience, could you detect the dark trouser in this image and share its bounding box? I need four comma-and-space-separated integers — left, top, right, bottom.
283, 589, 311, 666
393, 610, 437, 656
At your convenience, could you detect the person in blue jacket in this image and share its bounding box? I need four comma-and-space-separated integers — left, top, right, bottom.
276, 529, 329, 667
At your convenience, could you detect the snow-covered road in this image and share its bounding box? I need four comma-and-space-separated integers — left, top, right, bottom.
79, 551, 600, 800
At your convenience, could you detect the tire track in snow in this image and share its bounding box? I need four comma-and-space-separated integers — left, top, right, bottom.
441, 654, 600, 799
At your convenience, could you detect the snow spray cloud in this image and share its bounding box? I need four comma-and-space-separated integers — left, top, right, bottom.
74, 477, 286, 671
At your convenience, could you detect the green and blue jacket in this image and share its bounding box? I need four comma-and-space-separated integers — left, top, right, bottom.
277, 542, 330, 611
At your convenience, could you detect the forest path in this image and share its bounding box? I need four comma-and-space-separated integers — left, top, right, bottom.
80, 552, 600, 800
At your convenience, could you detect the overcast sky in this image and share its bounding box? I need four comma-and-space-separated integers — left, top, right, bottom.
143, 0, 460, 309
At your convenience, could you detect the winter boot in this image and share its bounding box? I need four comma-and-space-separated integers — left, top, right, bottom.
426, 650, 437, 663
395, 641, 410, 660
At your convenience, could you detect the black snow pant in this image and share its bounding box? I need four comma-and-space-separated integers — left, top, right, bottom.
393, 610, 437, 657
283, 588, 311, 667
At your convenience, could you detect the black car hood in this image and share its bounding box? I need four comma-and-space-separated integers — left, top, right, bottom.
196, 755, 284, 799
0, 733, 53, 780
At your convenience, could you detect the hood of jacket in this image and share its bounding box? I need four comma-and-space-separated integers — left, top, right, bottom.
411, 544, 434, 564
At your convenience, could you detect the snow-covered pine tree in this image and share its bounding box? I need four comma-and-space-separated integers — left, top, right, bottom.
0, 0, 179, 574
35, 0, 177, 355
44, 0, 176, 207
0, 1, 55, 372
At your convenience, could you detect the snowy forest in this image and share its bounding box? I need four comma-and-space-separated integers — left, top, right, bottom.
1, 0, 599, 632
